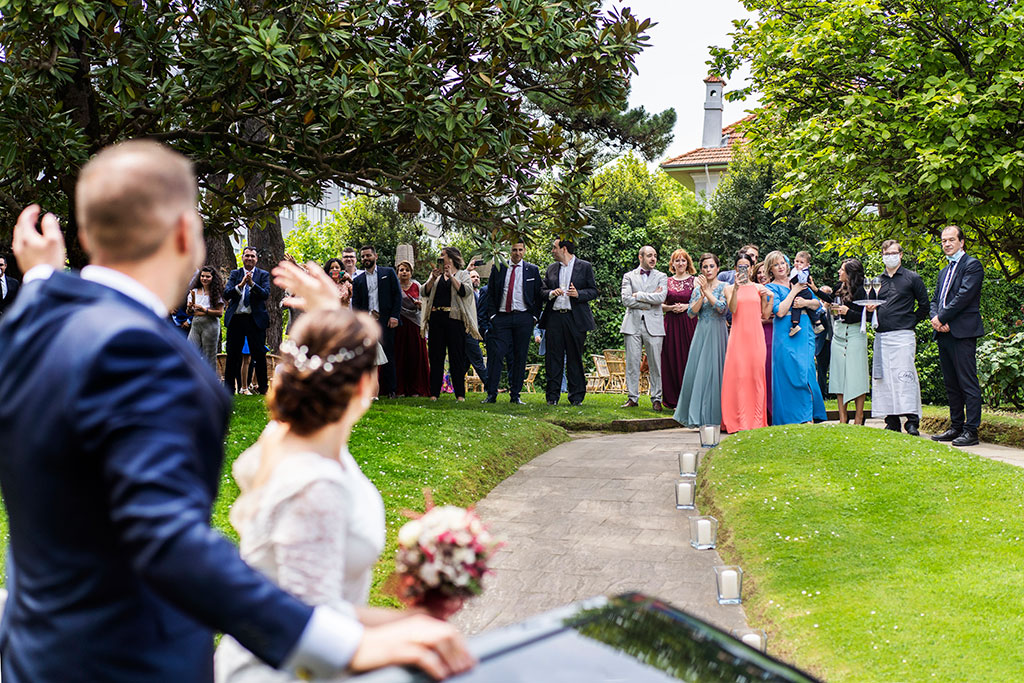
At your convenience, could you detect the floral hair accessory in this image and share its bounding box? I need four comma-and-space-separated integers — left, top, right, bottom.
279, 337, 373, 373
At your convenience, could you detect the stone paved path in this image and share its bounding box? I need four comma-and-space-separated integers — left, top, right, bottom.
452, 428, 749, 636
455, 418, 1024, 639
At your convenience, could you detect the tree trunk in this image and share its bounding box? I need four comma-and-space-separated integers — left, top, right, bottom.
247, 215, 285, 352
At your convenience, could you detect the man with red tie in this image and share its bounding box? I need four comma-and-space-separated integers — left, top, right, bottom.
929, 225, 985, 447
482, 242, 542, 404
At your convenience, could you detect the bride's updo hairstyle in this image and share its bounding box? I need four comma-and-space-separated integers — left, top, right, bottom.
268, 309, 381, 435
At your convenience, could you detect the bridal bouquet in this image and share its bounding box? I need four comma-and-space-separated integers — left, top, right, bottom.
392, 504, 502, 619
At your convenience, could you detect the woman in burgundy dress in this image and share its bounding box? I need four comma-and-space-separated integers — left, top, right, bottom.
395, 260, 430, 396
752, 259, 774, 423
660, 248, 699, 409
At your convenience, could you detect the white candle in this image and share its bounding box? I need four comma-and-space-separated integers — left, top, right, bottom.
676, 481, 694, 507
697, 519, 713, 546
719, 569, 740, 600
741, 633, 762, 650
680, 451, 697, 474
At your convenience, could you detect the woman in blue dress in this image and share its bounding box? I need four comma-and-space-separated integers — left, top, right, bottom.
763, 250, 828, 425
673, 253, 729, 428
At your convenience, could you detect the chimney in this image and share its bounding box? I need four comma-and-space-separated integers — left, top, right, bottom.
702, 75, 726, 148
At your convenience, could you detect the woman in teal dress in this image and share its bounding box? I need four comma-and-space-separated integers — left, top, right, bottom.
763, 250, 828, 425
673, 253, 729, 428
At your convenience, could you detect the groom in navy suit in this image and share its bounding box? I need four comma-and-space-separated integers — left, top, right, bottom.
930, 225, 985, 447
0, 141, 470, 682
224, 246, 272, 394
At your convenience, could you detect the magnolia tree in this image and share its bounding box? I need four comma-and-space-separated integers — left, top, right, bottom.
710, 0, 1024, 279
0, 0, 671, 270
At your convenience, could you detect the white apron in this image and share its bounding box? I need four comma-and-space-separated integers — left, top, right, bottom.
871, 329, 921, 417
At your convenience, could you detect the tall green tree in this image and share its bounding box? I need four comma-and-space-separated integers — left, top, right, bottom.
710, 0, 1024, 280
0, 0, 668, 268
284, 196, 431, 275
571, 155, 704, 354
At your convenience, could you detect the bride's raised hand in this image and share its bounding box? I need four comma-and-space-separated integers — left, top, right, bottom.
273, 260, 343, 313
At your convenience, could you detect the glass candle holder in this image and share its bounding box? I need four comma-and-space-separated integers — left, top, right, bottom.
688, 516, 718, 549
678, 451, 697, 476
731, 628, 767, 652
714, 565, 743, 604
699, 424, 721, 447
674, 479, 695, 510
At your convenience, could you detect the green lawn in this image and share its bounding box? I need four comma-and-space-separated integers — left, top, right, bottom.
702, 424, 1024, 682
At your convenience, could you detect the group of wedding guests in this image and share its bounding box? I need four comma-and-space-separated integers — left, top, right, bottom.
625, 232, 983, 447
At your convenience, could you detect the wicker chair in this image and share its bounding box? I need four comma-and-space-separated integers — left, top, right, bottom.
603, 350, 627, 393
588, 354, 611, 393
523, 364, 541, 393
465, 363, 484, 392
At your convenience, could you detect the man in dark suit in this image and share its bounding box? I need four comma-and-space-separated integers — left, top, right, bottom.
539, 238, 598, 405
0, 142, 435, 682
0, 255, 20, 317
483, 242, 542, 404
223, 246, 271, 394
465, 269, 489, 388
930, 225, 985, 447
352, 245, 401, 397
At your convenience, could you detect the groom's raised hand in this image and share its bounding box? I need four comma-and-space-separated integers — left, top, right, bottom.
13, 204, 66, 273
349, 615, 475, 680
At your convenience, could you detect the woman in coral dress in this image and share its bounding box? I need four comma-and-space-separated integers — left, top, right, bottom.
660, 249, 699, 409
721, 252, 773, 432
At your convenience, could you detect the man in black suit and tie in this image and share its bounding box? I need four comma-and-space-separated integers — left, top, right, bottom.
224, 246, 271, 394
483, 242, 543, 404
539, 238, 598, 405
0, 141, 471, 682
930, 225, 985, 447
352, 245, 401, 397
0, 255, 20, 317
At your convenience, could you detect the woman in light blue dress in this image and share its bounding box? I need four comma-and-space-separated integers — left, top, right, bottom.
673, 253, 729, 428
763, 251, 828, 425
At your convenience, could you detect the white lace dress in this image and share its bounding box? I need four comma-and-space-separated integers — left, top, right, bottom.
214, 431, 386, 683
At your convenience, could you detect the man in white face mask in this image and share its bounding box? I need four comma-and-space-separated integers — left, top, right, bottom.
865, 239, 930, 434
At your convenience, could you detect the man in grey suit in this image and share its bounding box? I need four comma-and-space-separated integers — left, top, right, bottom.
620, 246, 667, 411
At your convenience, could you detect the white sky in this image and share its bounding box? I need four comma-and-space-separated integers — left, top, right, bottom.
607, 0, 759, 161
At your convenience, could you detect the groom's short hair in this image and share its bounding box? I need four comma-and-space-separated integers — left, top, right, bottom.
76, 140, 198, 264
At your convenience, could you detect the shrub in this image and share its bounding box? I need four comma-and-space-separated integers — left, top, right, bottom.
977, 332, 1024, 409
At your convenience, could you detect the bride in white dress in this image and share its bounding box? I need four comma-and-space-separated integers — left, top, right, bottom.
215, 262, 474, 682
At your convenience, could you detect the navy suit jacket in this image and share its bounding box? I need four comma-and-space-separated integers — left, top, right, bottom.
0, 276, 19, 316
487, 261, 543, 321
476, 285, 492, 338
352, 266, 402, 324
0, 273, 311, 682
223, 267, 271, 330
930, 253, 985, 339
538, 258, 598, 332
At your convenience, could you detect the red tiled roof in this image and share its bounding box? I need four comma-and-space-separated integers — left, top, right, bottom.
703, 75, 725, 84
660, 114, 755, 169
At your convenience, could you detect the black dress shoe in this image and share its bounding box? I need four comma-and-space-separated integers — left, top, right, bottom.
621, 399, 638, 408
904, 424, 921, 436
510, 397, 526, 405
547, 400, 558, 406
481, 396, 497, 404
931, 428, 961, 442
952, 431, 979, 447
569, 400, 583, 406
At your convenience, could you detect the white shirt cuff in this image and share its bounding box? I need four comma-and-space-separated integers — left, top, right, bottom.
281, 605, 364, 679
23, 264, 55, 284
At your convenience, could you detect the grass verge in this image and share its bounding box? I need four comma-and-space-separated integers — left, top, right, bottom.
700, 423, 1024, 682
